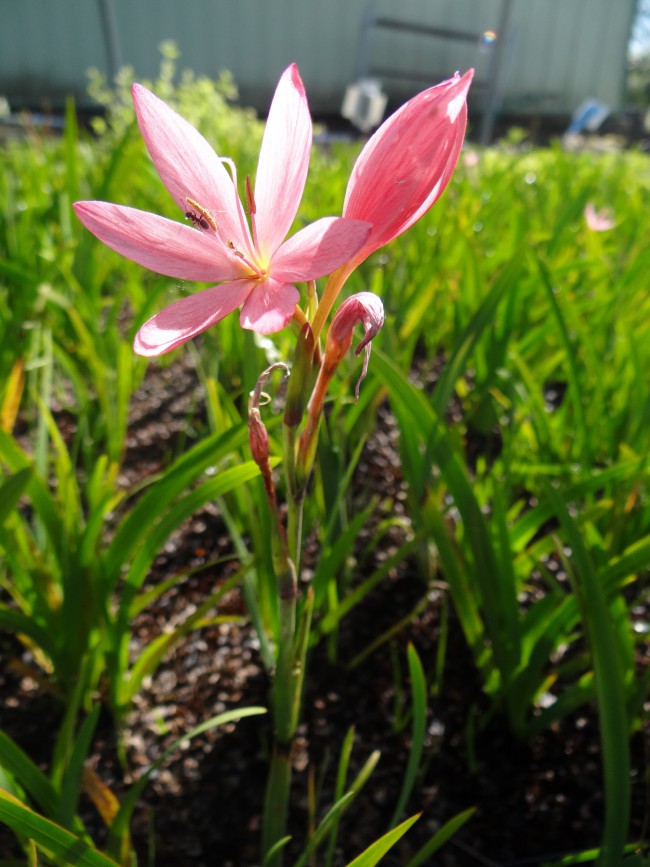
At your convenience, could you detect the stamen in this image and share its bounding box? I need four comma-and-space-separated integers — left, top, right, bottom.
220, 157, 257, 261
245, 176, 256, 215
226, 240, 266, 279
245, 174, 260, 251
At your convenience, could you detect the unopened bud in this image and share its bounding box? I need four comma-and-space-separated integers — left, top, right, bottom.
248, 407, 270, 466
284, 323, 315, 428
325, 292, 384, 399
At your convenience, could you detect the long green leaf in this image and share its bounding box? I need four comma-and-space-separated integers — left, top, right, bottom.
389, 644, 427, 827
293, 793, 354, 867
405, 806, 476, 867
58, 706, 101, 829
543, 483, 630, 866
0, 789, 118, 867
0, 467, 33, 524
106, 424, 250, 583
432, 250, 523, 417
121, 460, 275, 596
374, 351, 519, 684
0, 430, 66, 571
106, 707, 266, 857
312, 499, 377, 607
345, 813, 420, 867
324, 727, 356, 867
0, 607, 57, 659
124, 571, 243, 703
0, 733, 59, 817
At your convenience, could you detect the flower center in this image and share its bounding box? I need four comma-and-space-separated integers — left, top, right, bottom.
226, 240, 268, 281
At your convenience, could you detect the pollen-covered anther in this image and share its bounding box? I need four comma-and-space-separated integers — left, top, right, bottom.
245, 175, 257, 215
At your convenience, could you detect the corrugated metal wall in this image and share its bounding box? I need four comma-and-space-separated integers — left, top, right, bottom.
0, 0, 636, 118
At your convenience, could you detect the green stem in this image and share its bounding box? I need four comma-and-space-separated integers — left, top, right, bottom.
287, 487, 304, 579
262, 548, 302, 867
261, 438, 301, 865
260, 318, 322, 864
283, 424, 304, 569
262, 742, 293, 861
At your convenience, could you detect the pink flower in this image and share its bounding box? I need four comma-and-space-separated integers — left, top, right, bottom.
299, 292, 384, 473
326, 292, 384, 398
74, 65, 371, 356
342, 69, 473, 269
584, 202, 615, 232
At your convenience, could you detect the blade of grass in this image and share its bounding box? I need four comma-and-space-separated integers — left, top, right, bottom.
106, 707, 266, 858
261, 837, 292, 866
293, 794, 354, 867
535, 257, 589, 462
543, 483, 630, 866
57, 705, 102, 829
345, 813, 420, 867
324, 727, 355, 867
0, 734, 59, 817
389, 644, 427, 827
432, 250, 523, 418
105, 424, 250, 584
0, 789, 118, 867
405, 806, 476, 867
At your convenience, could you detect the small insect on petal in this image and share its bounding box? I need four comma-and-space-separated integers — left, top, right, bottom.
184, 197, 217, 231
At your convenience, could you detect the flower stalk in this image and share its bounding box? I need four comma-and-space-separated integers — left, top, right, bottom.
249, 364, 304, 866
74, 58, 472, 867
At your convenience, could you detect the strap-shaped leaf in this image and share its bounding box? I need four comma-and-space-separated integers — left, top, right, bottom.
0, 467, 32, 525
345, 813, 420, 867
0, 789, 118, 867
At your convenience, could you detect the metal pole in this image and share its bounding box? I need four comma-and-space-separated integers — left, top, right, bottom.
480, 0, 515, 145
355, 0, 379, 79
97, 0, 123, 81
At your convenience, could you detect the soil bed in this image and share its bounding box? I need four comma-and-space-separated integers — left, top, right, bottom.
1, 356, 648, 866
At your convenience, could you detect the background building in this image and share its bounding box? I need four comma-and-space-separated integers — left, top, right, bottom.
0, 0, 639, 128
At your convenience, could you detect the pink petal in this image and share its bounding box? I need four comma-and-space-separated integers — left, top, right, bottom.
133, 280, 254, 356
584, 202, 615, 232
252, 65, 312, 259
239, 278, 299, 334
271, 217, 372, 282
328, 292, 385, 400
343, 70, 473, 264
74, 201, 240, 282
132, 83, 252, 252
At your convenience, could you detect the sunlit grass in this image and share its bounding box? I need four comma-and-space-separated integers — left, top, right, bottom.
1, 57, 649, 865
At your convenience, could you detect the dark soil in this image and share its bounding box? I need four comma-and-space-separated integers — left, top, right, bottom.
1, 356, 649, 866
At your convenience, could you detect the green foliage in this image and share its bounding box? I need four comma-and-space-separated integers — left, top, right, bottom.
345, 813, 421, 866
1, 49, 649, 865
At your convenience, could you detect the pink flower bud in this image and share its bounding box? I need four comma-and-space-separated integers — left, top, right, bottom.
343, 69, 473, 268
248, 407, 270, 467
326, 292, 385, 399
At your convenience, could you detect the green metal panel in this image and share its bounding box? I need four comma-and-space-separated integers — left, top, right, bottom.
504, 0, 635, 113
0, 0, 109, 103
0, 0, 638, 117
